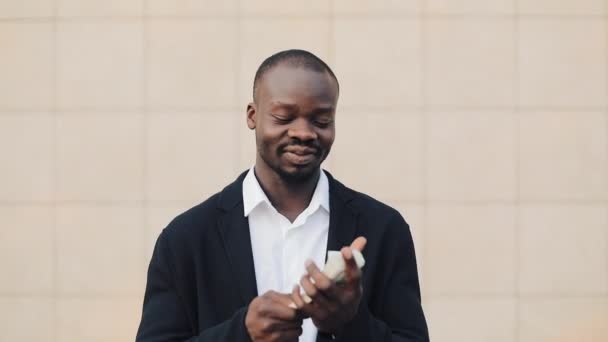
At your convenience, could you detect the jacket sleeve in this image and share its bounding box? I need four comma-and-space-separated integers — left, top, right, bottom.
136, 229, 252, 342
333, 212, 429, 342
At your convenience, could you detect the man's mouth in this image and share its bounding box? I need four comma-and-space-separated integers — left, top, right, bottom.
282, 146, 319, 165
283, 146, 317, 156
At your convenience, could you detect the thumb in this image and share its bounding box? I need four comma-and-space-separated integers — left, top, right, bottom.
350, 236, 367, 252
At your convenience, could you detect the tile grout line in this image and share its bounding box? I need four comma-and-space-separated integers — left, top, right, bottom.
327, 0, 335, 171
235, 0, 243, 175
605, 4, 608, 303
600, 0, 608, 304
141, 0, 149, 299
514, 0, 522, 341
3, 13, 608, 22
419, 2, 430, 311
0, 292, 149, 299
51, 0, 58, 340
3, 105, 608, 115
421, 292, 608, 299
2, 198, 607, 206
4, 291, 607, 300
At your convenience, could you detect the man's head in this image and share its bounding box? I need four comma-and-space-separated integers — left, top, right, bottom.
247, 49, 339, 183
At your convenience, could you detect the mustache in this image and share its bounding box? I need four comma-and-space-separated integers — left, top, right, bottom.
278, 141, 322, 155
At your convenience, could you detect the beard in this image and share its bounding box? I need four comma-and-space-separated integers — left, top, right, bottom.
276, 165, 317, 183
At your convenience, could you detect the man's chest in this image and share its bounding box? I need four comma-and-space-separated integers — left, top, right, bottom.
248, 208, 329, 294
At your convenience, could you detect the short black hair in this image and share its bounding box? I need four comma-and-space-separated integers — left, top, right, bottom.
252, 49, 339, 101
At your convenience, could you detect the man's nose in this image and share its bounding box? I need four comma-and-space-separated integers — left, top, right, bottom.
287, 119, 317, 142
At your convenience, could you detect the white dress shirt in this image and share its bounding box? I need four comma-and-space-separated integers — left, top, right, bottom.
243, 167, 330, 342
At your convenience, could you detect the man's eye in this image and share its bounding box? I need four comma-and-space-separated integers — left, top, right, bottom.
314, 120, 331, 128
271, 115, 291, 123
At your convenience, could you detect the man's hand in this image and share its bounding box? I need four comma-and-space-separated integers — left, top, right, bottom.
245, 291, 303, 342
290, 236, 367, 335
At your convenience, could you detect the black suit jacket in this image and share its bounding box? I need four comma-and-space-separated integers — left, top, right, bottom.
136, 170, 429, 341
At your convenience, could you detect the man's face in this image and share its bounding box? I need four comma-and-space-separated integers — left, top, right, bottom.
247, 65, 338, 183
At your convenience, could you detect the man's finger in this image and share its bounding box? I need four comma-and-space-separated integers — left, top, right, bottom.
290, 285, 311, 319
300, 273, 318, 299
262, 318, 303, 333
272, 325, 303, 340
305, 259, 333, 292
270, 291, 298, 309
341, 246, 361, 284
267, 302, 299, 321
265, 292, 299, 321
291, 285, 305, 309
300, 273, 332, 307
350, 236, 367, 252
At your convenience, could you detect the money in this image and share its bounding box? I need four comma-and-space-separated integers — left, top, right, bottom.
299, 249, 366, 304
323, 250, 365, 282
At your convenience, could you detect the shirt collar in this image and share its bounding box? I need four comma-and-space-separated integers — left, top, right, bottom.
242, 166, 330, 217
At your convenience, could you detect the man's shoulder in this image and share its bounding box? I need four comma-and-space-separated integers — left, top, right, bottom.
161, 171, 247, 241
161, 192, 223, 240
350, 189, 400, 218
329, 174, 403, 223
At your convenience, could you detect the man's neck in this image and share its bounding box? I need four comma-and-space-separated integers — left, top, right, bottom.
253, 160, 320, 222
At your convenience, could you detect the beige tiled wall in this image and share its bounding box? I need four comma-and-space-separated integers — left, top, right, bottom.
0, 1, 606, 341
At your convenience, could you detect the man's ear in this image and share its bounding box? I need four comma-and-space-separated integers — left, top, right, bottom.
246, 102, 256, 130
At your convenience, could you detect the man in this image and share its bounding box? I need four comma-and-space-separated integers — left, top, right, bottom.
136, 49, 429, 341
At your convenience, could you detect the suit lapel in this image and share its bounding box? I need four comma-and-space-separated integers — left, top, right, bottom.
325, 170, 359, 259
217, 172, 258, 305
319, 172, 360, 342
215, 170, 360, 307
